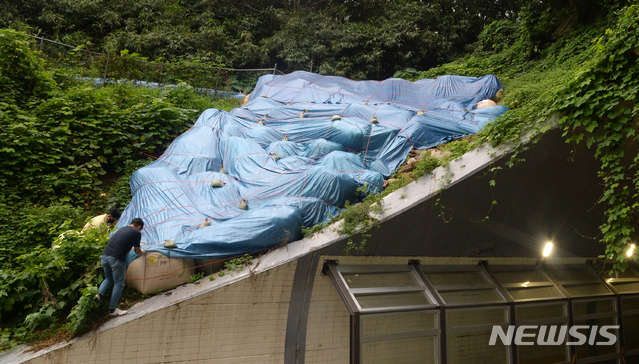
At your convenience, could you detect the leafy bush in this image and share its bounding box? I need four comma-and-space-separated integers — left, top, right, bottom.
476, 20, 522, 54
2, 0, 521, 80
0, 204, 87, 268
0, 224, 109, 340
0, 29, 245, 347
105, 158, 155, 211
394, 3, 639, 273
0, 29, 222, 206
554, 4, 639, 272
0, 29, 55, 106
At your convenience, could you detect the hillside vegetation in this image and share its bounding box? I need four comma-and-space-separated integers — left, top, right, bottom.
3, 0, 519, 80
0, 0, 637, 351
0, 28, 243, 347
407, 2, 639, 275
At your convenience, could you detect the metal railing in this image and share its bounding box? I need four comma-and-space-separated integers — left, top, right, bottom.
28, 34, 283, 93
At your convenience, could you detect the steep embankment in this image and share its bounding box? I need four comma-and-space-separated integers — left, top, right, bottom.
0, 1, 637, 352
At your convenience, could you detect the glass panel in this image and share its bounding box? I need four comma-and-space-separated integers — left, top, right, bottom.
425, 271, 491, 286
573, 299, 615, 317
564, 284, 611, 297
518, 338, 567, 364
362, 311, 437, 336
572, 317, 618, 359
602, 266, 639, 280
508, 286, 563, 301
440, 289, 505, 304
613, 282, 639, 293
356, 291, 431, 309
342, 271, 420, 289
447, 307, 507, 328
601, 265, 639, 293
545, 265, 602, 283
491, 266, 565, 301
447, 331, 508, 364
362, 336, 436, 364
517, 303, 566, 322
491, 266, 549, 285
623, 313, 639, 351
623, 296, 639, 311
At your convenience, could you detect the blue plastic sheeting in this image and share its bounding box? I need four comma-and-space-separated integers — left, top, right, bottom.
120, 71, 508, 262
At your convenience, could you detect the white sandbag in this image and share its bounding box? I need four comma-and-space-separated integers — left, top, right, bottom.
476, 99, 497, 109
126, 252, 195, 294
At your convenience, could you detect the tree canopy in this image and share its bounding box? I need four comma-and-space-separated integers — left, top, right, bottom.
1, 0, 527, 79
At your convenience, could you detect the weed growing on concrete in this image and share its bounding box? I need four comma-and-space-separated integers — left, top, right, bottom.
189, 272, 204, 284
224, 254, 254, 273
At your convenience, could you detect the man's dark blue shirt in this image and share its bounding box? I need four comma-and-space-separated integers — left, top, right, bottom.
102, 226, 141, 262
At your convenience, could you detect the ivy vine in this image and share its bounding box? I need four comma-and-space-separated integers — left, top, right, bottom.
555, 5, 639, 272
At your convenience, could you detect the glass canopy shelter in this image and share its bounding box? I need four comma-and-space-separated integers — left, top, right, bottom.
322, 260, 639, 364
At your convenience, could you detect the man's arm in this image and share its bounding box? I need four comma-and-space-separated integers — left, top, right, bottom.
134, 247, 146, 254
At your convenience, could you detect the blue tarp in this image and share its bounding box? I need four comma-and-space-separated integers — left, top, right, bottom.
119, 71, 508, 262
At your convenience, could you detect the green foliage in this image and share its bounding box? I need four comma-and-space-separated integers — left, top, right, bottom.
105, 158, 155, 211
0, 204, 87, 268
224, 254, 254, 273
337, 189, 385, 254
188, 272, 204, 284
0, 29, 242, 348
2, 0, 520, 80
0, 30, 226, 206
0, 29, 55, 106
0, 81, 192, 205
301, 221, 330, 238
160, 56, 227, 90
66, 285, 100, 334
0, 328, 17, 349
263, 1, 514, 79
476, 20, 522, 54
396, 3, 639, 272
0, 224, 108, 345
519, 0, 607, 52
191, 93, 242, 112
554, 4, 639, 272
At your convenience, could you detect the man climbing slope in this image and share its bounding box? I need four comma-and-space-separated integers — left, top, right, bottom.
96, 217, 147, 316
82, 208, 121, 233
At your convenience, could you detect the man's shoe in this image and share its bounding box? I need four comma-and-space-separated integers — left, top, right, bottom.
109, 308, 128, 316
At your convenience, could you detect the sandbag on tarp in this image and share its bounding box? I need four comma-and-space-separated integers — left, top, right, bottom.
249, 196, 341, 228
118, 71, 508, 270
126, 253, 195, 294
302, 139, 346, 160
142, 206, 303, 260
265, 139, 346, 161
318, 151, 384, 193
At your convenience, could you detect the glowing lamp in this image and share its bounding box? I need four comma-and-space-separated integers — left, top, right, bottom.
542, 242, 553, 257
627, 244, 636, 258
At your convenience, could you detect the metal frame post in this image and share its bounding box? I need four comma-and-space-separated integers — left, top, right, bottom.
103, 54, 110, 87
